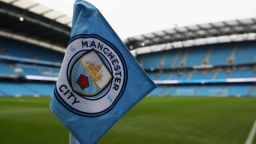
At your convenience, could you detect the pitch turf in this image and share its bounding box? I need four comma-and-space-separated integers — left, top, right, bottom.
0, 97, 256, 144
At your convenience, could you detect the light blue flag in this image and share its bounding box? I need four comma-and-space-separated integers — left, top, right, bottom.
50, 0, 156, 143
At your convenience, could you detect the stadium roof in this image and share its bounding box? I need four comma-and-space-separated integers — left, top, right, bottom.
126, 18, 256, 54
1, 0, 72, 27
0, 0, 72, 52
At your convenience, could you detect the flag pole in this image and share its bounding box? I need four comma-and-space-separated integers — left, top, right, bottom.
69, 132, 80, 144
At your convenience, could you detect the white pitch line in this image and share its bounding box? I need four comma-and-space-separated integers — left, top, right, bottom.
245, 119, 256, 144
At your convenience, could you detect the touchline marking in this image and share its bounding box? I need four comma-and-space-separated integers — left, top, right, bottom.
245, 119, 256, 144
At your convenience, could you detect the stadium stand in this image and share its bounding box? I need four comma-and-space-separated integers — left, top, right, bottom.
0, 37, 63, 63
150, 84, 254, 97
138, 42, 256, 69
137, 42, 256, 97
148, 66, 255, 80
0, 36, 62, 96
0, 82, 55, 96
0, 0, 70, 97
127, 18, 256, 97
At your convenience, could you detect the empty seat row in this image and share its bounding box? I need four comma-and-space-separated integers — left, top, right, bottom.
0, 36, 64, 63
0, 82, 55, 96
149, 85, 256, 97
148, 66, 256, 80
0, 62, 59, 77
138, 42, 256, 69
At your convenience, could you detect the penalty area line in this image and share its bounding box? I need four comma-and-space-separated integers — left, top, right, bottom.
245, 119, 256, 144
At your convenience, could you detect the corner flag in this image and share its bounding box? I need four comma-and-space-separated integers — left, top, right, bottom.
50, 0, 156, 143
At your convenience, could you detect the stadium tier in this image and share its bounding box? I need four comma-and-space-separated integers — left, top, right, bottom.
150, 84, 256, 97
136, 41, 256, 97
149, 66, 256, 80
0, 37, 63, 63
0, 82, 55, 96
0, 36, 62, 96
0, 63, 59, 77
137, 42, 256, 69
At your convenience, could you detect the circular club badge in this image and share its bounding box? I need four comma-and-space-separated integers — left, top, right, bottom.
55, 35, 127, 117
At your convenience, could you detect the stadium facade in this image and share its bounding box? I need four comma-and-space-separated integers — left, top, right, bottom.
0, 0, 255, 97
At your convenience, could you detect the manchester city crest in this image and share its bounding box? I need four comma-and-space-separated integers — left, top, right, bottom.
70, 50, 113, 98
54, 35, 127, 117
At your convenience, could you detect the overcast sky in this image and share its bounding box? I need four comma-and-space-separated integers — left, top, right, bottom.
34, 0, 256, 40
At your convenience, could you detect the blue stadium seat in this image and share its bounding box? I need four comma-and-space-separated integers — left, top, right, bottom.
235, 43, 256, 65
0, 62, 60, 77
227, 85, 251, 96
23, 83, 55, 96
138, 42, 256, 69
209, 44, 234, 66
0, 83, 35, 96
0, 62, 15, 75
147, 66, 254, 82
191, 70, 214, 80
171, 85, 196, 96
0, 37, 64, 63
0, 82, 55, 96
162, 50, 177, 69
158, 73, 170, 80
162, 86, 174, 96
185, 46, 208, 67
173, 49, 187, 68
138, 52, 162, 69
149, 86, 164, 96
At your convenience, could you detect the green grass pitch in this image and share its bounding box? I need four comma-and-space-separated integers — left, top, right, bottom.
0, 96, 256, 144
